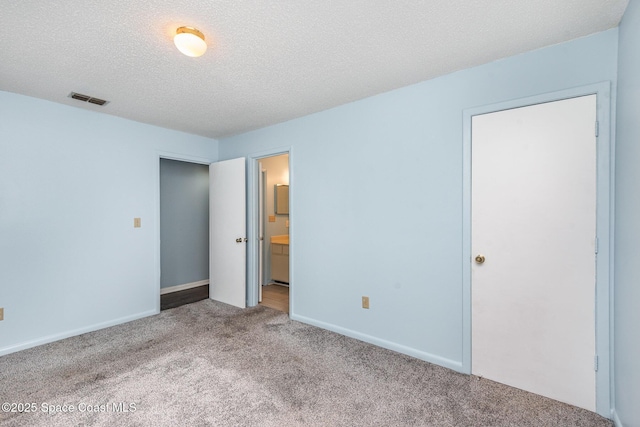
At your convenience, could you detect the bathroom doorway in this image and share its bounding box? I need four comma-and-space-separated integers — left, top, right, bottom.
255, 153, 290, 314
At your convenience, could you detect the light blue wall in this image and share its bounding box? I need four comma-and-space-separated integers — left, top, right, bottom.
220, 30, 619, 371
614, 1, 640, 425
0, 91, 218, 355
160, 159, 209, 289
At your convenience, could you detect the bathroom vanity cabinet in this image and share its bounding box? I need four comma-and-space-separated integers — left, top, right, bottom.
271, 235, 289, 284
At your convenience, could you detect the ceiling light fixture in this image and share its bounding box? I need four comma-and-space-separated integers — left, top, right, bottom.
174, 26, 207, 57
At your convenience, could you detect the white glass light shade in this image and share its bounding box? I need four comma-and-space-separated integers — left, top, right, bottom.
174, 27, 207, 57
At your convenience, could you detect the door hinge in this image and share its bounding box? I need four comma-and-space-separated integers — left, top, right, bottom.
595, 121, 599, 137
594, 355, 599, 371
595, 237, 599, 254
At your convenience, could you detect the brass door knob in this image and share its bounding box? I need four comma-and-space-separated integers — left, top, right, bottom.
475, 255, 485, 264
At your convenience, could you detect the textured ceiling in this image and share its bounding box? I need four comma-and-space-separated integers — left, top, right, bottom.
0, 1, 628, 139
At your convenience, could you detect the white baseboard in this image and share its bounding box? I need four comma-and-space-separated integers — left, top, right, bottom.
611, 409, 623, 427
160, 279, 209, 295
0, 309, 157, 357
289, 313, 463, 373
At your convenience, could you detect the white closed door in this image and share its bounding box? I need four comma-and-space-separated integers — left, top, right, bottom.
210, 157, 246, 308
471, 95, 597, 411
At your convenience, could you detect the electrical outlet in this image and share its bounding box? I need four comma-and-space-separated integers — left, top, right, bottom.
134, 218, 141, 228
362, 296, 370, 309
0, 307, 4, 321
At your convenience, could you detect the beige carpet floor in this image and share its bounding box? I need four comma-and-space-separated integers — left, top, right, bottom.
0, 300, 612, 426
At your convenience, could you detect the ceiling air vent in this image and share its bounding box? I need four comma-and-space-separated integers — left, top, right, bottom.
69, 92, 109, 106
87, 97, 108, 106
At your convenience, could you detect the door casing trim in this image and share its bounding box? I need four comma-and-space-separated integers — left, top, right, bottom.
461, 82, 613, 417
246, 147, 293, 310
154, 151, 214, 315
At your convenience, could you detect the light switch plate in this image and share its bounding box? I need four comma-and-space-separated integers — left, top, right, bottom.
134, 218, 141, 228
268, 215, 276, 222
362, 296, 370, 309
0, 307, 4, 321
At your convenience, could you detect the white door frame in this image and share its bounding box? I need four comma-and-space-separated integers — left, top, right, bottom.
462, 82, 613, 417
154, 151, 214, 314
258, 167, 266, 302
246, 147, 293, 309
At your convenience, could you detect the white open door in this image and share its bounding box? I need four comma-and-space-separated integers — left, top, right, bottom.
210, 157, 246, 308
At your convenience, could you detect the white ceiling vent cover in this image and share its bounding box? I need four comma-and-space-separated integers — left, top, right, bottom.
69, 92, 109, 106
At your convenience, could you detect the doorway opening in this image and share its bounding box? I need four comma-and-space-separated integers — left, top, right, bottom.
252, 153, 290, 314
159, 158, 210, 310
